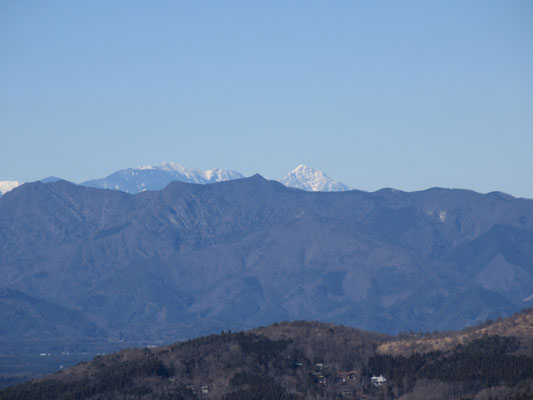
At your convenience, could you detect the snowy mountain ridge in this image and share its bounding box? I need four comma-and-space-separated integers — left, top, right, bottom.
149, 161, 244, 184
0, 180, 22, 195
280, 164, 351, 192
3, 163, 351, 195
81, 162, 245, 194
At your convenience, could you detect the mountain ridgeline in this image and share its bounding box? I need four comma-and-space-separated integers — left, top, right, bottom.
5, 163, 352, 195
1, 176, 533, 356
80, 162, 245, 194
80, 162, 351, 193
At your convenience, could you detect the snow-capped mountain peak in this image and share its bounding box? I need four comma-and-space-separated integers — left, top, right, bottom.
0, 180, 22, 195
77, 162, 351, 194
204, 168, 244, 182
81, 162, 245, 193
159, 162, 188, 174
280, 165, 350, 192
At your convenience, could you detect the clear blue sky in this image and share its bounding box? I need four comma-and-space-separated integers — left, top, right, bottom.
1, 1, 532, 197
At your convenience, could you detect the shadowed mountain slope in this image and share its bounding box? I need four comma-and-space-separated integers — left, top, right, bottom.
0, 288, 104, 341
1, 176, 533, 346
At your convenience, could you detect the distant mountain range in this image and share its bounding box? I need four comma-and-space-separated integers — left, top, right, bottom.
81, 162, 246, 194
2, 163, 352, 195
280, 164, 350, 192
81, 162, 351, 194
1, 176, 532, 350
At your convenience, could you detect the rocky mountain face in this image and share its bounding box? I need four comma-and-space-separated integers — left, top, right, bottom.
80, 162, 245, 193
280, 165, 350, 192
3, 310, 533, 399
1, 176, 533, 351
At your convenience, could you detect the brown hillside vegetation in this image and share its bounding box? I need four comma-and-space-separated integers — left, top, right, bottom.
2, 310, 533, 399
378, 308, 533, 356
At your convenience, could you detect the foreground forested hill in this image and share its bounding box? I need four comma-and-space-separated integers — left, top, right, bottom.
3, 309, 533, 400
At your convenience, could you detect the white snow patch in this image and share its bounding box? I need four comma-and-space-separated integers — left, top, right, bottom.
0, 180, 22, 195
159, 162, 189, 174
439, 211, 446, 223
204, 169, 215, 180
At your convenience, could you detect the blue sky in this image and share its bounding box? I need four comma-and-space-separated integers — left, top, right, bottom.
1, 1, 532, 197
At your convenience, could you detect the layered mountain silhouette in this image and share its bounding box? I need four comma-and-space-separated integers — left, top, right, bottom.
5, 163, 352, 196
80, 162, 351, 193
1, 176, 533, 350
81, 162, 245, 194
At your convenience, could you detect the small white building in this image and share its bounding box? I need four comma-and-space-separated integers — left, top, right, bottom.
371, 375, 386, 386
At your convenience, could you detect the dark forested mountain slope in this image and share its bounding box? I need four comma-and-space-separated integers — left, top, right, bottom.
1, 176, 533, 348
3, 310, 533, 400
